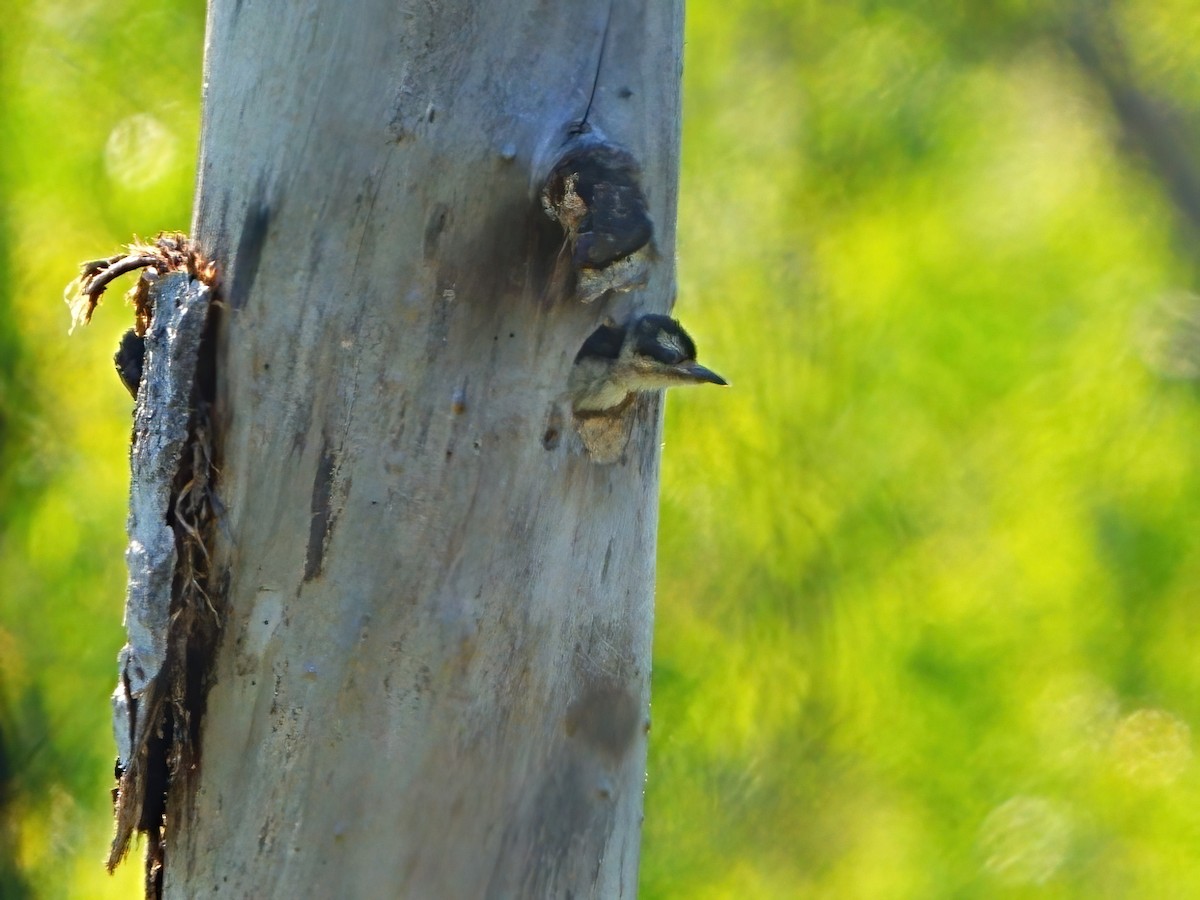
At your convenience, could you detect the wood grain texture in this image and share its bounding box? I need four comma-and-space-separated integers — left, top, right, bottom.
168, 0, 682, 895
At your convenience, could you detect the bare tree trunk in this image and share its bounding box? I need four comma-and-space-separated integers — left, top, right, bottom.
167, 0, 681, 896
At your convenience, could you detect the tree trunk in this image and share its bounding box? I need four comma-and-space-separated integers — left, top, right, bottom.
167, 0, 681, 896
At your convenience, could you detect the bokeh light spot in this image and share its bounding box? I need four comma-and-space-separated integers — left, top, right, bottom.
104, 113, 178, 190
1133, 290, 1200, 380
1111, 708, 1192, 787
978, 795, 1071, 886
1033, 675, 1120, 765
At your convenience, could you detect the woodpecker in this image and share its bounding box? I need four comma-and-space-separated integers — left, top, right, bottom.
569, 314, 727, 413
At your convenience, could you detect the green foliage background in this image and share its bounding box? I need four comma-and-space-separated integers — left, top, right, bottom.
3, 1, 1200, 897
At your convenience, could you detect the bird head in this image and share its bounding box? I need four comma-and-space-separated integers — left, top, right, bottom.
570, 314, 727, 412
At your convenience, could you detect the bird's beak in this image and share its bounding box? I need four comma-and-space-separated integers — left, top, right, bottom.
673, 361, 728, 386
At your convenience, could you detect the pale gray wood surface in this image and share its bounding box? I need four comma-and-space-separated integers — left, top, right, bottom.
168, 1, 682, 895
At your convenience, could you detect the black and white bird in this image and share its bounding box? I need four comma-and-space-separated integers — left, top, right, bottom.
569, 314, 727, 413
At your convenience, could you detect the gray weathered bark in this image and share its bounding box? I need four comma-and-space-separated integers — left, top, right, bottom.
167, 0, 682, 896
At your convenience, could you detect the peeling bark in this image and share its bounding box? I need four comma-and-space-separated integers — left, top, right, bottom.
69, 238, 222, 896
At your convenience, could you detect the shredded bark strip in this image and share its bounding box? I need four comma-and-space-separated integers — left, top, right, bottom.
66, 233, 222, 898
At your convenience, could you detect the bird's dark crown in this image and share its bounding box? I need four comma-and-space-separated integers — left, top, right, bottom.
574, 314, 699, 364
630, 314, 698, 365
575, 322, 626, 362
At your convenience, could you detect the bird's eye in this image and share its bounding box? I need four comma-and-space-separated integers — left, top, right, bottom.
654, 332, 686, 364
